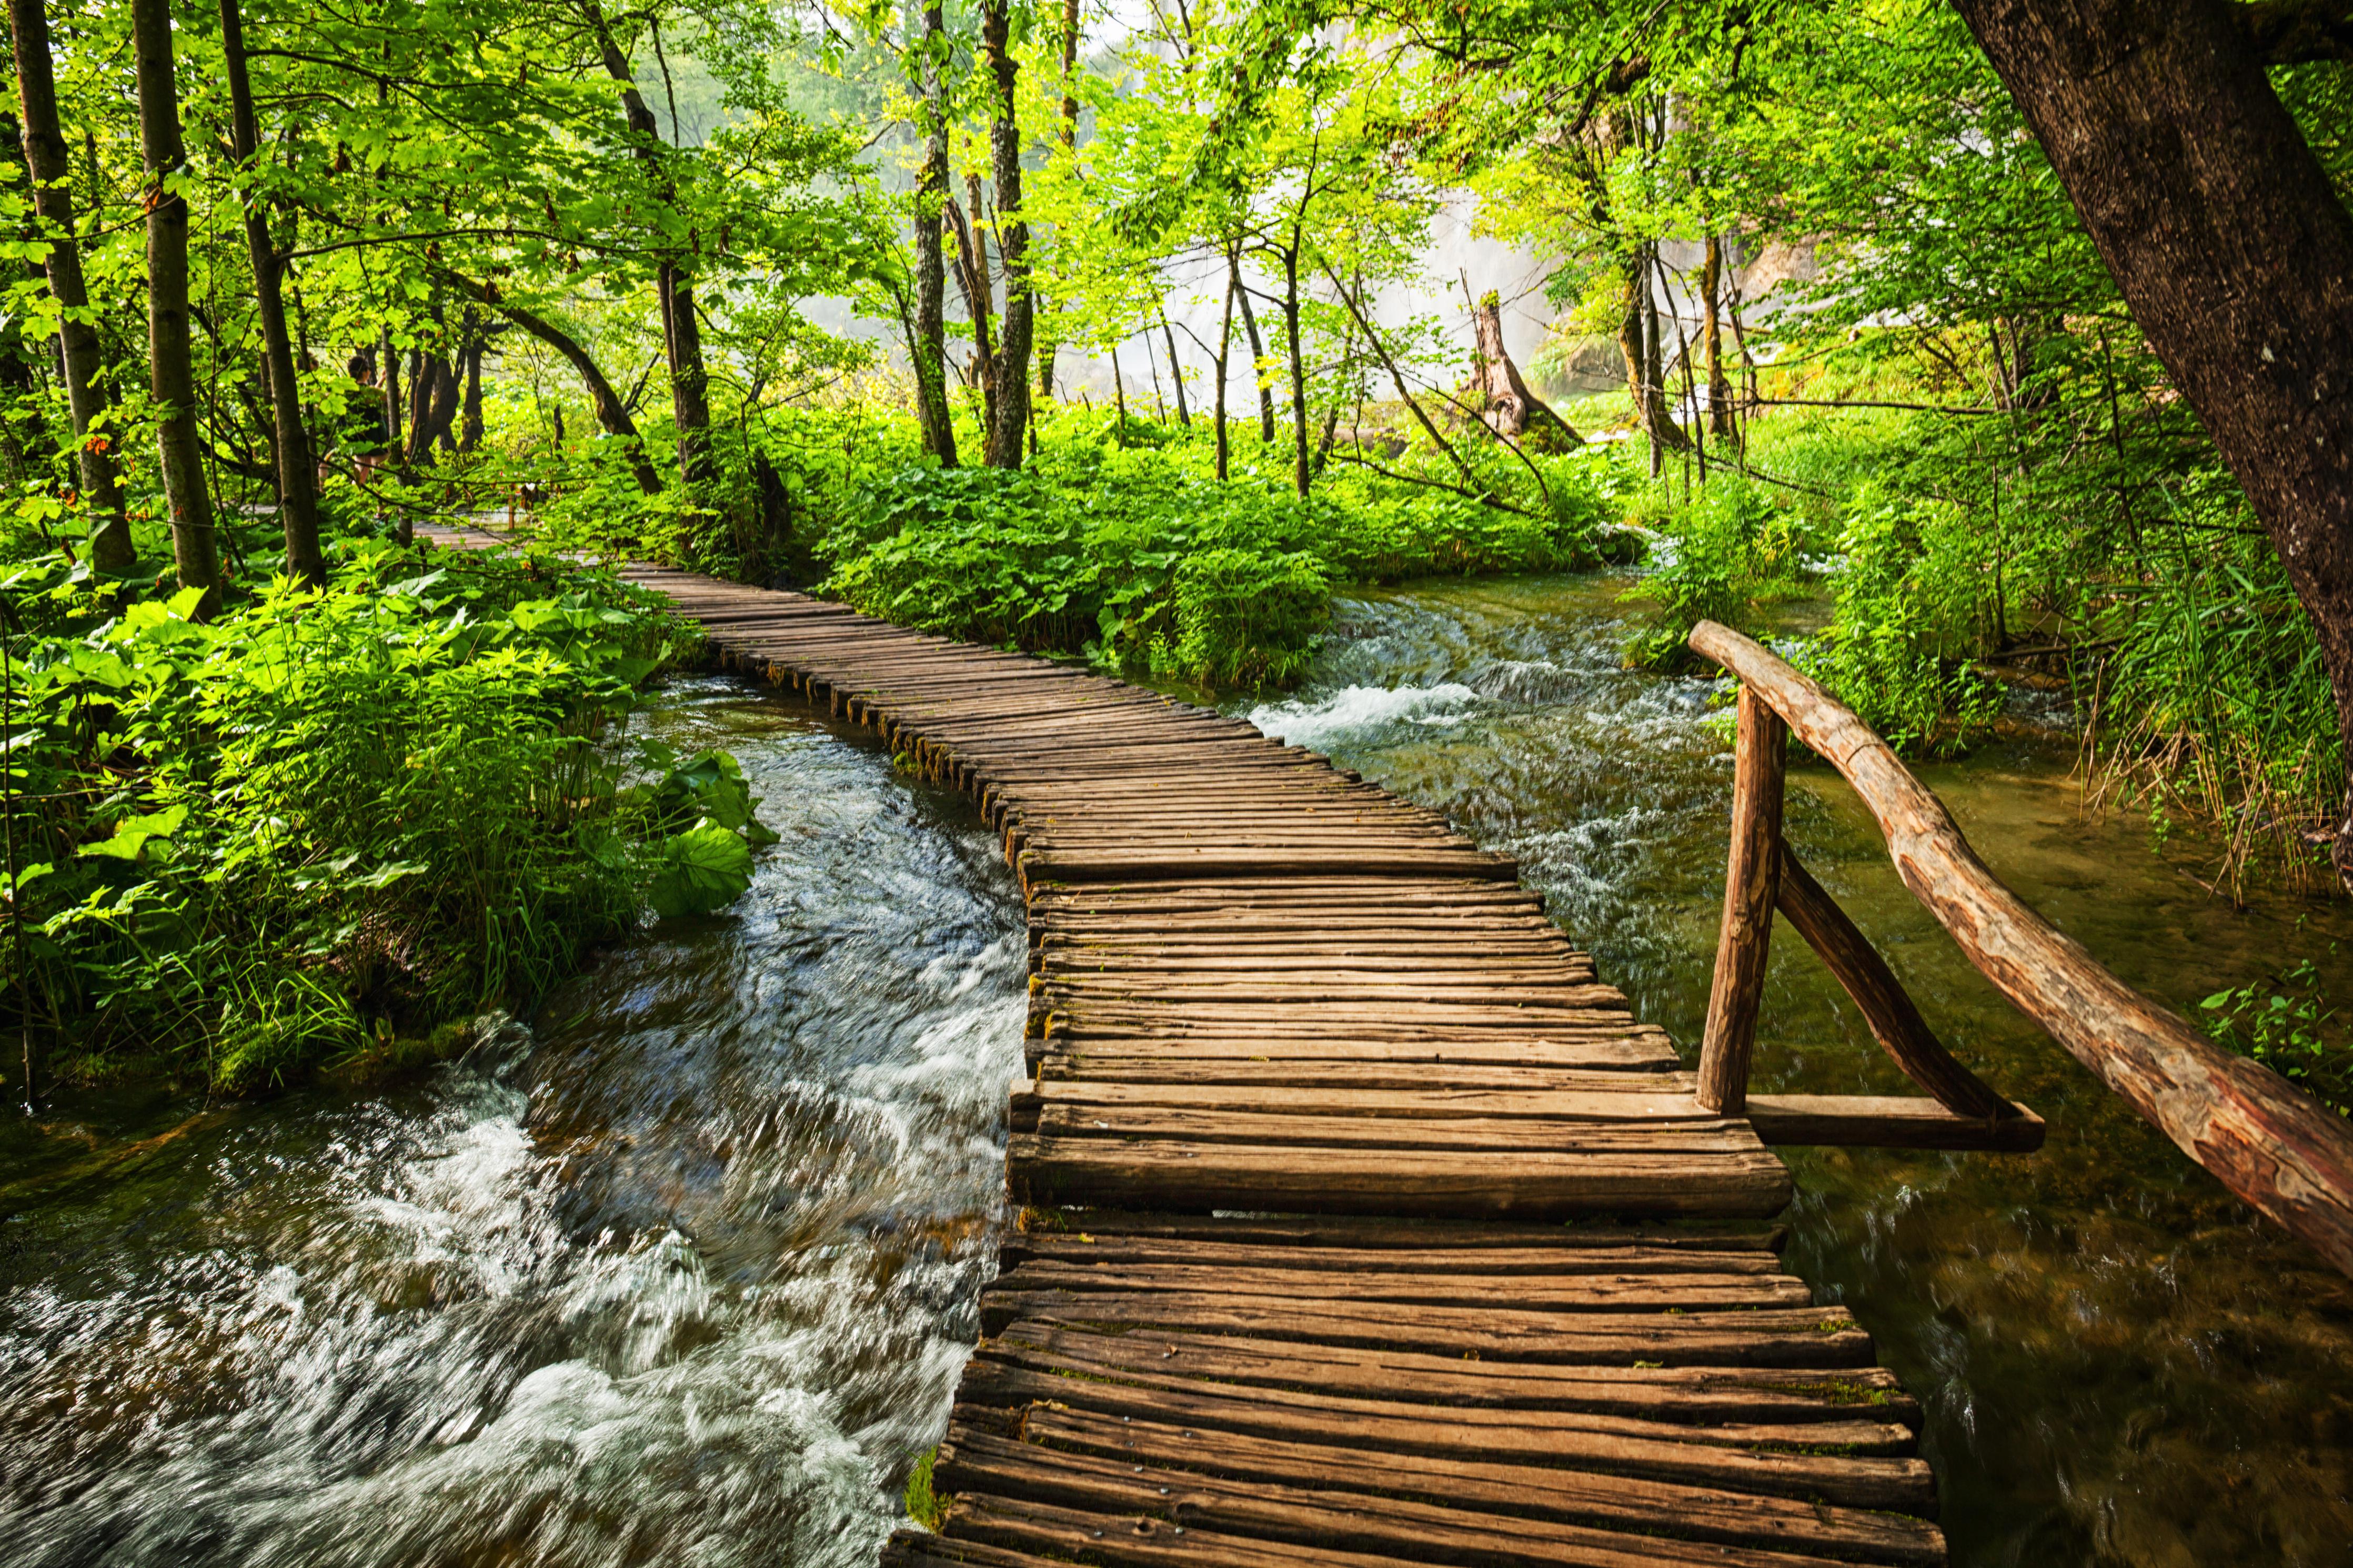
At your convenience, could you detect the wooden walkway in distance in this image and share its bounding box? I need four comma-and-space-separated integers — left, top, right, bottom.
443, 532, 1947, 1566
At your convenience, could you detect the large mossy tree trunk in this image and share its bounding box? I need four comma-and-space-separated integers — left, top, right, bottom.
130, 0, 222, 613
11, 0, 133, 574
979, 0, 1032, 468
219, 0, 324, 585
1950, 0, 2353, 891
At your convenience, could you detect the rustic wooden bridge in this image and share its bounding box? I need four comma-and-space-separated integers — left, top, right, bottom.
578, 560, 1949, 1568
431, 525, 2353, 1566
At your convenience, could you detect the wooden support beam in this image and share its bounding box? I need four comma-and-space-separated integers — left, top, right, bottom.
1746, 1094, 2046, 1151
1697, 686, 1786, 1115
1774, 838, 2020, 1122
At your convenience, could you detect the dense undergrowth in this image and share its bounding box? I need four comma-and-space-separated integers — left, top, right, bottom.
2, 535, 771, 1091
1607, 342, 2343, 902
526, 403, 1640, 689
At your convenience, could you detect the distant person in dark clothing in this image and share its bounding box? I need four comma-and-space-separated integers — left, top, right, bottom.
326, 353, 393, 488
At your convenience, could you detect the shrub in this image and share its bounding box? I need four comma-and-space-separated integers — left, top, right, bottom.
2, 541, 767, 1088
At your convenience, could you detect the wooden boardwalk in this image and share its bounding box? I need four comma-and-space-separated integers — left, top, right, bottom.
461, 535, 1947, 1565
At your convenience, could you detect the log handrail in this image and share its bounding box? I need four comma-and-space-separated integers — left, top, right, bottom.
1691, 619, 2353, 1278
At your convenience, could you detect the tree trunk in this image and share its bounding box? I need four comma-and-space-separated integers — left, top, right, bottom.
911, 0, 957, 465
443, 270, 662, 494
130, 0, 220, 612
584, 0, 710, 484
457, 311, 485, 452
1617, 247, 1687, 467
1033, 0, 1081, 403
1701, 233, 1738, 447
1950, 0, 2353, 891
1159, 307, 1190, 427
979, 0, 1031, 468
1234, 259, 1276, 442
1282, 244, 1308, 495
1213, 266, 1234, 481
946, 187, 998, 424
12, 0, 132, 573
1471, 289, 1579, 448
219, 0, 324, 584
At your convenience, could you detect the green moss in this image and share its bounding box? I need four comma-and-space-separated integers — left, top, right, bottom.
903, 1448, 943, 1530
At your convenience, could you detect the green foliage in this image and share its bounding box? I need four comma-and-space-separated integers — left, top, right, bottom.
2204, 957, 2353, 1117
1801, 488, 2002, 755
903, 1449, 943, 1530
1, 542, 766, 1089
813, 411, 1631, 687
1620, 478, 1809, 672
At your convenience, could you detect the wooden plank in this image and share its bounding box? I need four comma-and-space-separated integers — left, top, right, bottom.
978, 1290, 1871, 1364
928, 1450, 1864, 1568
979, 1320, 1913, 1423
1007, 1137, 1794, 1219
990, 1258, 1813, 1311
959, 1411, 1945, 1563
1025, 1106, 1756, 1155
1014, 1080, 1707, 1122
952, 1362, 1929, 1498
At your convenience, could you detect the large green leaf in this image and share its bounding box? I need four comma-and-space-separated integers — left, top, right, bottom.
78, 804, 189, 861
649, 823, 755, 918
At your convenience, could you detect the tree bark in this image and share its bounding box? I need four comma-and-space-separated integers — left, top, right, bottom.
457, 310, 485, 452
1234, 258, 1276, 442
1701, 232, 1737, 447
12, 0, 132, 573
1213, 264, 1234, 481
1033, 0, 1081, 402
219, 0, 324, 584
1949, 0, 2353, 892
130, 0, 221, 612
1282, 242, 1308, 495
443, 270, 662, 494
1470, 289, 1578, 448
1617, 247, 1687, 466
979, 0, 1032, 468
1159, 307, 1190, 427
911, 0, 957, 465
583, 0, 711, 484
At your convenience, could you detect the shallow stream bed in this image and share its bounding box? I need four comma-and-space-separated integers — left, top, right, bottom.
6, 578, 2353, 1567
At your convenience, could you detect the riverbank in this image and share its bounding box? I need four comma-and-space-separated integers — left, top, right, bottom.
0, 677, 1025, 1568
1, 539, 766, 1097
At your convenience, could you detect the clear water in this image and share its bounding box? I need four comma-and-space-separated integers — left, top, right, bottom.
0, 679, 1027, 1568
9, 581, 2353, 1568
1248, 576, 2353, 1568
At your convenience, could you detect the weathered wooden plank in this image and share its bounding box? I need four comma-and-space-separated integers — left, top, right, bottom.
927, 1448, 1864, 1568
961, 1411, 1945, 1563
1026, 1106, 1756, 1156
1007, 1137, 1794, 1219
953, 1362, 1928, 1496
979, 1320, 1913, 1423
991, 1257, 1812, 1311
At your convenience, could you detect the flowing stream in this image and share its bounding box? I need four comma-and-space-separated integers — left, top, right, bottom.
7, 579, 2353, 1567
0, 679, 1027, 1568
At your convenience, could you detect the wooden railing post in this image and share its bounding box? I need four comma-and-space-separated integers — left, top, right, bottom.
1698, 685, 1787, 1114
